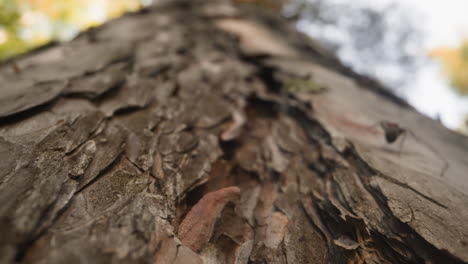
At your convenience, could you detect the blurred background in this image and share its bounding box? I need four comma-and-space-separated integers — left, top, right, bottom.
1, 0, 468, 133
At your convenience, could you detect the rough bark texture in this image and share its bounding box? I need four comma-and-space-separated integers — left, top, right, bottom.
1, 1, 468, 263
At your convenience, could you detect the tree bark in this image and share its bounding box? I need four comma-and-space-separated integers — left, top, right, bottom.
1, 1, 468, 263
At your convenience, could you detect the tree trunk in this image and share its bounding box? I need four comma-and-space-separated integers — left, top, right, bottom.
1, 1, 467, 263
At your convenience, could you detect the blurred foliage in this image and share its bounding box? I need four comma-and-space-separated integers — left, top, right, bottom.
0, 0, 145, 60
430, 41, 468, 95
0, 0, 28, 59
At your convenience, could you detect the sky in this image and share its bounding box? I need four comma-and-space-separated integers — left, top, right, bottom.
359, 0, 468, 128
300, 0, 468, 129
369, 0, 468, 49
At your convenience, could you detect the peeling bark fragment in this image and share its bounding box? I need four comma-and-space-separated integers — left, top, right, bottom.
50, 40, 132, 80
153, 238, 179, 264
0, 80, 67, 118
209, 205, 255, 264
178, 186, 241, 252
158, 132, 192, 156
332, 169, 394, 237
3, 40, 132, 85
154, 237, 204, 264
77, 122, 127, 190
221, 111, 246, 141
271, 116, 305, 153
174, 244, 204, 264
115, 106, 162, 134
0, 111, 62, 145
194, 94, 232, 128
96, 14, 172, 42
254, 183, 278, 226
264, 134, 290, 173
65, 62, 127, 98
235, 139, 264, 173
275, 187, 329, 263
159, 133, 222, 200
264, 212, 288, 250
152, 150, 165, 180
154, 81, 177, 101
199, 1, 239, 17
38, 108, 105, 153
135, 31, 184, 76
28, 195, 168, 264
334, 235, 360, 250
301, 195, 333, 246
372, 175, 468, 261
325, 179, 358, 220
232, 240, 254, 264
99, 74, 156, 117
125, 130, 157, 171
215, 18, 298, 57
237, 186, 261, 226
159, 119, 188, 135
175, 132, 199, 154
0, 137, 30, 184
0, 149, 69, 264
67, 140, 97, 179
251, 210, 289, 262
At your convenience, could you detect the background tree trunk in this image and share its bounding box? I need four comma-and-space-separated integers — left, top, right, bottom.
1, 0, 468, 263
